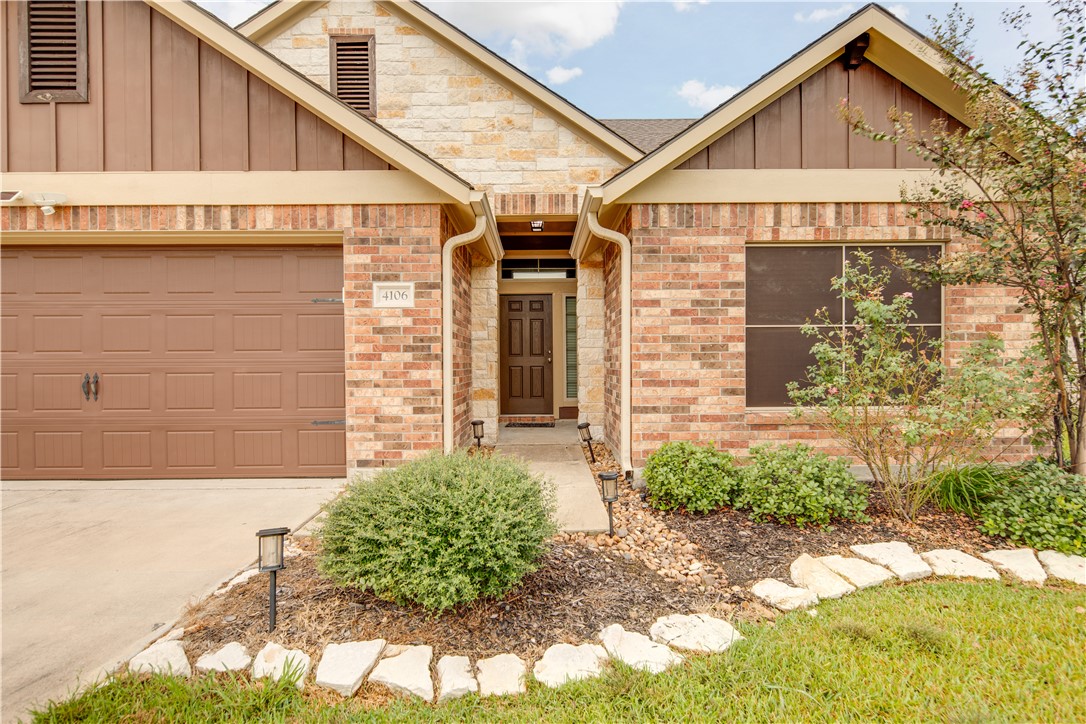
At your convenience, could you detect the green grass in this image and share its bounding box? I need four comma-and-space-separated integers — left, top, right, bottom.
34, 581, 1086, 723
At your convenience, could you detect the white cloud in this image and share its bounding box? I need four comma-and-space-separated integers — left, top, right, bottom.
673, 0, 709, 12
886, 4, 910, 21
546, 65, 584, 85
676, 79, 739, 111
193, 0, 273, 27
793, 4, 856, 24
423, 1, 624, 67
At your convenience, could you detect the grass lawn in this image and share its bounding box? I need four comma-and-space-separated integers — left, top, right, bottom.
35, 580, 1086, 723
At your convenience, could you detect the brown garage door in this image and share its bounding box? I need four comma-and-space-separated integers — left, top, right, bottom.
0, 246, 346, 479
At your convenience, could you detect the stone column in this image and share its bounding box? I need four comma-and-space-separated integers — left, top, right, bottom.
577, 253, 605, 428
470, 257, 499, 444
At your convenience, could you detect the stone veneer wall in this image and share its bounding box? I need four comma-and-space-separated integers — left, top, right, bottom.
602, 243, 623, 456
470, 258, 499, 444
259, 1, 626, 196
623, 202, 1035, 468
576, 252, 605, 430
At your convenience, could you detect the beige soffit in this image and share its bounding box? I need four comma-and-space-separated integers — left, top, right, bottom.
236, 0, 328, 45
376, 1, 642, 165
599, 3, 967, 206
149, 0, 475, 205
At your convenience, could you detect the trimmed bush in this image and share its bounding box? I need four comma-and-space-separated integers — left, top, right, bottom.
737, 444, 870, 528
318, 451, 557, 613
643, 441, 741, 513
979, 461, 1086, 555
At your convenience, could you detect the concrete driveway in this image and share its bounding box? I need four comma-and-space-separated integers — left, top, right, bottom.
1, 477, 343, 723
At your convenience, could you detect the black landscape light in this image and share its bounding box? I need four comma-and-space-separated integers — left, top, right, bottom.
471, 419, 485, 448
256, 527, 289, 632
577, 422, 597, 463
599, 472, 620, 536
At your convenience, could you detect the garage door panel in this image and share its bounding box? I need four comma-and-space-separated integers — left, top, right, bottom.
1, 254, 19, 294
3, 246, 346, 479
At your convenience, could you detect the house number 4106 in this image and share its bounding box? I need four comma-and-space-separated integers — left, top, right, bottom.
373, 282, 415, 308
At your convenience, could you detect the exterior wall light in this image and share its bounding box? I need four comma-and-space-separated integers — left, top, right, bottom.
577, 422, 596, 463
471, 419, 484, 448
598, 471, 619, 536
256, 527, 289, 632
30, 192, 67, 216
530, 220, 544, 232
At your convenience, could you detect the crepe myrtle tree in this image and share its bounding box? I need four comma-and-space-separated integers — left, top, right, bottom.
840, 1, 1086, 473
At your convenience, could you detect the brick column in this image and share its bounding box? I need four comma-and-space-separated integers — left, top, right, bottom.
470, 257, 499, 444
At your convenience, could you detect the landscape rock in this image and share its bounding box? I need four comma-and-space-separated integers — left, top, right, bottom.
252, 643, 310, 689
160, 627, 185, 642
751, 578, 819, 611
215, 568, 260, 595
599, 624, 683, 673
649, 614, 743, 653
315, 640, 387, 697
368, 645, 434, 701
920, 549, 1000, 580
195, 642, 251, 673
532, 644, 608, 688
476, 653, 527, 697
980, 549, 1047, 584
130, 640, 191, 677
436, 655, 478, 702
850, 542, 933, 581
790, 554, 856, 599
1038, 550, 1086, 585
818, 555, 896, 589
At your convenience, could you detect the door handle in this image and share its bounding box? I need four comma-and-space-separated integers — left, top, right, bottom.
91, 373, 99, 402
81, 373, 91, 401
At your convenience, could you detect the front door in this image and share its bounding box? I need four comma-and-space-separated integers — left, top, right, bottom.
500, 295, 552, 415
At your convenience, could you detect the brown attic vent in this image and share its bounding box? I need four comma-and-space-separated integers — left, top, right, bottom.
331, 35, 375, 116
19, 0, 88, 103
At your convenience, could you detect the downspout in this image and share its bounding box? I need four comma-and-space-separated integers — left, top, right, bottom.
442, 213, 487, 454
585, 212, 633, 476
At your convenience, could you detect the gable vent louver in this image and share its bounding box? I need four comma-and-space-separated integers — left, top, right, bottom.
332, 37, 375, 115
20, 0, 88, 103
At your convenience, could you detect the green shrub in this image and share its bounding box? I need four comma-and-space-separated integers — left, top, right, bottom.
932, 465, 1006, 517
643, 441, 741, 513
979, 461, 1086, 554
737, 444, 870, 527
318, 451, 557, 613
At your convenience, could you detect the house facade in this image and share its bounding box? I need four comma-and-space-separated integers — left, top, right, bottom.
0, 0, 1033, 481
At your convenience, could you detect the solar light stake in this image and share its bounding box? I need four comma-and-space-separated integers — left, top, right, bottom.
577, 422, 596, 464
471, 419, 485, 448
256, 527, 289, 632
599, 472, 619, 536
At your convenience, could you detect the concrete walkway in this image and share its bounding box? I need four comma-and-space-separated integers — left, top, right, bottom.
496, 421, 609, 534
1, 477, 343, 723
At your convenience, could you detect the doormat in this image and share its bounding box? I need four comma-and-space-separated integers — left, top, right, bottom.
505, 422, 556, 428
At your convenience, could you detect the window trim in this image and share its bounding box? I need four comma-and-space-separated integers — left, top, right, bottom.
744, 241, 946, 411
329, 34, 375, 117
19, 0, 89, 104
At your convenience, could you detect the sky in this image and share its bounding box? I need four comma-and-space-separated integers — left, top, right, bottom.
195, 0, 1059, 119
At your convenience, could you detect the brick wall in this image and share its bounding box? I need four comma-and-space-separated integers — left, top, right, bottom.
603, 242, 623, 454
451, 242, 473, 448
622, 202, 1035, 467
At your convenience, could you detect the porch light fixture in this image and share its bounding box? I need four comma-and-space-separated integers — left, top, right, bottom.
577, 422, 596, 463
471, 419, 485, 448
529, 220, 544, 232
256, 527, 289, 632
599, 471, 620, 536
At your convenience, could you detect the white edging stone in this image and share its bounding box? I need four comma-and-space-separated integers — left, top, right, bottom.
368, 645, 434, 701
436, 655, 478, 702
532, 643, 608, 688
850, 542, 932, 581
818, 555, 895, 589
315, 640, 387, 697
599, 624, 684, 673
476, 653, 527, 697
920, 549, 1000, 580
751, 578, 819, 611
130, 640, 191, 678
252, 642, 310, 690
790, 554, 856, 599
195, 642, 251, 673
979, 549, 1047, 584
1038, 550, 1086, 585
649, 614, 743, 653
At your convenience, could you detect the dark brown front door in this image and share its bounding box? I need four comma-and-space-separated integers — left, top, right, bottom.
500, 295, 552, 415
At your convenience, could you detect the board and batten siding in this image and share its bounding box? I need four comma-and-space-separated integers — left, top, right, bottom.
1, 0, 392, 173
678, 60, 967, 170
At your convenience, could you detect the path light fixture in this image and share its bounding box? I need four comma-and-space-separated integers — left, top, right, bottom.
577, 422, 596, 464
599, 471, 619, 537
471, 419, 485, 448
256, 527, 289, 632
